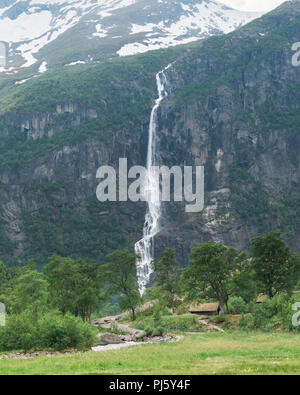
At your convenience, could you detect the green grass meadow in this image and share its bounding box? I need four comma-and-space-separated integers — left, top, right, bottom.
1, 332, 300, 375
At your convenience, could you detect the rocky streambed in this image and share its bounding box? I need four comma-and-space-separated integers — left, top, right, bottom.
0, 334, 183, 360
92, 333, 183, 352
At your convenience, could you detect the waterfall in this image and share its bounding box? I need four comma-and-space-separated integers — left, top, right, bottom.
135, 63, 172, 295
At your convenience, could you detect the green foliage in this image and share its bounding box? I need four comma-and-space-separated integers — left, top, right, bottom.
211, 315, 230, 325
230, 253, 258, 303
0, 216, 15, 259
251, 232, 300, 298
10, 270, 48, 318
107, 321, 128, 336
168, 17, 300, 239
1, 226, 300, 355
238, 295, 299, 333
174, 19, 299, 107
184, 242, 238, 314
0, 261, 19, 301
101, 250, 142, 320
228, 297, 248, 315
0, 46, 185, 115
38, 311, 97, 351
229, 180, 271, 224
175, 303, 189, 316
0, 310, 97, 352
123, 304, 171, 322
0, 311, 39, 351
152, 249, 182, 313
45, 255, 100, 321
152, 327, 165, 337
0, 47, 185, 172
134, 314, 201, 333
20, 198, 128, 267
0, 121, 107, 171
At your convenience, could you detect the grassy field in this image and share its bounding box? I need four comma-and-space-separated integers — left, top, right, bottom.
0, 332, 300, 375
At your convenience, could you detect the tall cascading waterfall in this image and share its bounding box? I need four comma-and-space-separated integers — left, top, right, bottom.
135, 64, 172, 295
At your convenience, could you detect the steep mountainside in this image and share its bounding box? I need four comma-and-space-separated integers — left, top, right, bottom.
0, 0, 260, 77
157, 0, 300, 262
0, 0, 300, 267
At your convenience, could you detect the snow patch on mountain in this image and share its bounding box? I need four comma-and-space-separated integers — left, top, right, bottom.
93, 24, 108, 38
38, 61, 47, 73
117, 1, 260, 56
0, 0, 261, 74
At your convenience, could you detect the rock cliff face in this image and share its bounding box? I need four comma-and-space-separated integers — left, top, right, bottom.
156, 1, 300, 263
0, 1, 300, 266
0, 103, 99, 140
0, 101, 151, 265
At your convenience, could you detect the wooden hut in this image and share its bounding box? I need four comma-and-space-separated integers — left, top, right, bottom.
189, 302, 219, 316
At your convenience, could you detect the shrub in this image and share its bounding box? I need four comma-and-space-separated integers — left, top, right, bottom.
0, 311, 98, 352
140, 305, 171, 319
228, 296, 248, 314
0, 311, 38, 351
153, 306, 162, 320
175, 304, 189, 315
238, 295, 300, 333
144, 326, 154, 337
38, 312, 98, 351
153, 327, 165, 337
160, 315, 199, 331
238, 314, 254, 331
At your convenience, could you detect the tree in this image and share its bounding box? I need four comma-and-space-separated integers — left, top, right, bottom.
184, 242, 238, 315
11, 270, 49, 321
0, 261, 12, 293
230, 252, 258, 303
152, 248, 182, 314
74, 259, 99, 322
101, 250, 142, 320
0, 261, 16, 307
45, 255, 78, 315
44, 255, 100, 321
251, 232, 300, 298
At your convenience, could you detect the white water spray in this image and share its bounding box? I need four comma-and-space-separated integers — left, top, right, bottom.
135, 64, 172, 295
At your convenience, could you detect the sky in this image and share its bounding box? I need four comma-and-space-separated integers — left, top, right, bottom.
219, 0, 286, 12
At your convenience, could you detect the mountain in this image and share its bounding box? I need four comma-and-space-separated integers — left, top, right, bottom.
0, 0, 300, 267
0, 0, 260, 76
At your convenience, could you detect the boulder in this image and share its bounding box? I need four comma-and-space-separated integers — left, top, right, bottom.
98, 333, 124, 346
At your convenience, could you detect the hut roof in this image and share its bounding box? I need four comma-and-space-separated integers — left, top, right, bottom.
189, 302, 219, 313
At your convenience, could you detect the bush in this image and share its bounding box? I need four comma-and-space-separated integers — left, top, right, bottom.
228, 296, 248, 314
238, 295, 300, 332
250, 295, 286, 330
153, 327, 165, 337
144, 326, 154, 337
38, 312, 98, 351
0, 311, 98, 352
0, 311, 38, 351
137, 305, 172, 320
175, 303, 189, 315
238, 314, 253, 331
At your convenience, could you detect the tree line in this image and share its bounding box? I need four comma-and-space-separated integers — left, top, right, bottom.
153, 231, 300, 316
0, 231, 299, 351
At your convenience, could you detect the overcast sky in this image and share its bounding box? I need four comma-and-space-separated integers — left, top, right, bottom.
219, 0, 286, 12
